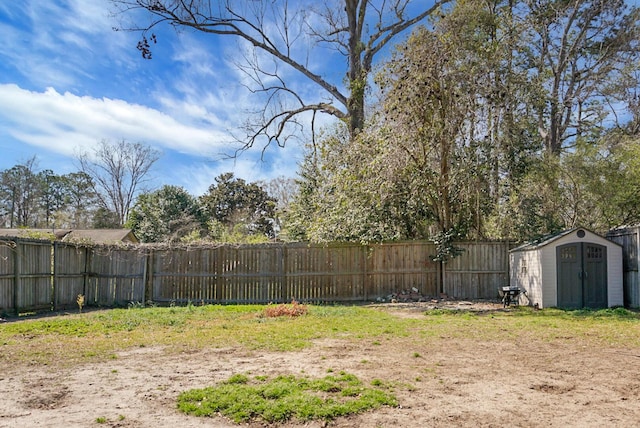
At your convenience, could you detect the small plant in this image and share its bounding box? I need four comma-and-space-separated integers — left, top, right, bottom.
77, 294, 85, 313
263, 300, 308, 318
177, 372, 398, 424
95, 416, 107, 424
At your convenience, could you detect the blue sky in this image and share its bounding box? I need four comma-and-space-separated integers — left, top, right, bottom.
1, 1, 639, 199
0, 1, 349, 196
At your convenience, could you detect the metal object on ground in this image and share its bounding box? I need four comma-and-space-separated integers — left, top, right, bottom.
499, 286, 524, 308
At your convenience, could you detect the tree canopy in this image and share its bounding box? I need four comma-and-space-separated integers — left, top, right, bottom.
111, 0, 450, 145
127, 185, 207, 243
285, 0, 640, 243
200, 172, 277, 240
5, 0, 640, 246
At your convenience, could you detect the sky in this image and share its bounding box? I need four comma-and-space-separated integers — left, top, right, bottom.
2, 1, 639, 200
0, 1, 348, 197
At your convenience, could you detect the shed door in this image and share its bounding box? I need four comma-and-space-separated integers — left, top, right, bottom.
556, 243, 607, 309
583, 244, 607, 308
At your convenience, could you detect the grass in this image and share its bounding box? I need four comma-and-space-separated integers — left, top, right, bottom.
2, 303, 640, 425
0, 304, 415, 366
0, 304, 639, 368
176, 371, 398, 424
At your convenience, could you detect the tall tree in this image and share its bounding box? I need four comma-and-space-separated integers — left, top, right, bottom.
374, 25, 489, 238
0, 157, 41, 228
261, 176, 298, 239
77, 140, 161, 227
525, 0, 640, 154
127, 185, 207, 243
111, 0, 450, 144
61, 172, 99, 228
200, 173, 277, 239
282, 140, 325, 242
431, 0, 544, 238
37, 169, 67, 229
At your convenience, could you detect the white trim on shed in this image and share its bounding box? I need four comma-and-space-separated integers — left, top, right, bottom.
509, 227, 623, 309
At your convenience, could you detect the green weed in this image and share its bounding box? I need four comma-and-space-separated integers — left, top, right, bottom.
177, 372, 397, 424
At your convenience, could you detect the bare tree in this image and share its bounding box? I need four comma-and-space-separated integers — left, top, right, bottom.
77, 140, 161, 227
526, 0, 640, 154
110, 0, 450, 146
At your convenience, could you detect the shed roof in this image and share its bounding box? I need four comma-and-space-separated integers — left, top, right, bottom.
510, 227, 619, 252
0, 228, 138, 244
62, 229, 138, 244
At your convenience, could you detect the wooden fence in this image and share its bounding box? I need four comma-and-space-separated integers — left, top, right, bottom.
0, 239, 513, 315
606, 227, 640, 308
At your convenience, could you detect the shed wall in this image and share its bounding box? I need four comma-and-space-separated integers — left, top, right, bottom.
607, 245, 624, 307
510, 250, 543, 307
539, 245, 557, 308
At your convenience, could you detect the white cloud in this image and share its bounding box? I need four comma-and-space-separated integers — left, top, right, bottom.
0, 84, 234, 157
0, 1, 136, 90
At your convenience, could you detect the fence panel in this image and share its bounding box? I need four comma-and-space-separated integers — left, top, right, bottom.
2, 239, 519, 314
607, 228, 640, 308
443, 242, 512, 299
151, 247, 208, 304
150, 245, 286, 304
86, 247, 146, 306
0, 241, 15, 314
284, 244, 366, 303
12, 240, 53, 312
368, 242, 439, 299
53, 243, 89, 310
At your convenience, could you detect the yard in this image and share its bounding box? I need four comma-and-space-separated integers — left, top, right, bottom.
1, 301, 639, 427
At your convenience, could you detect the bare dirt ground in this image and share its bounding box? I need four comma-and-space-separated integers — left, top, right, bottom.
1, 301, 640, 427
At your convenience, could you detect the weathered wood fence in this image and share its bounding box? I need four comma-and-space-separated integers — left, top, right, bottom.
606, 227, 640, 308
0, 239, 513, 315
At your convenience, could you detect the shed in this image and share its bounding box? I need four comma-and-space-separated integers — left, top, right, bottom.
0, 228, 139, 244
61, 229, 139, 244
509, 227, 623, 309
606, 226, 640, 308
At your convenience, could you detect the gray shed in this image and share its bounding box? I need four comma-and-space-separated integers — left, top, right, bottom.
606, 225, 640, 308
509, 227, 623, 309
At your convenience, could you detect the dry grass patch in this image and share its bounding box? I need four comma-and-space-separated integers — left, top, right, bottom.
263, 300, 309, 318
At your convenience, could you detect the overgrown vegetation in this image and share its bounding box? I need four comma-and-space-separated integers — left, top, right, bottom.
177, 371, 398, 424
1, 305, 639, 370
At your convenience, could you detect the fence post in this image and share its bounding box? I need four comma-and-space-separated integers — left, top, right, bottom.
52, 241, 58, 311
83, 245, 90, 304
279, 245, 286, 303
505, 240, 510, 287
362, 245, 368, 301
440, 260, 445, 297
13, 239, 21, 316
144, 249, 153, 304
